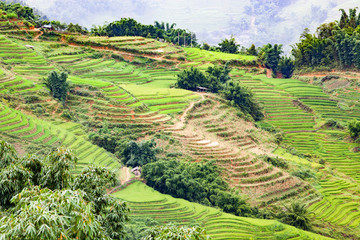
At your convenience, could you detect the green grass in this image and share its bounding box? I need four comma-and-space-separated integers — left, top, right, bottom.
113, 181, 332, 240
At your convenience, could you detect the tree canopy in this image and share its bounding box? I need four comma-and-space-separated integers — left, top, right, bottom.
0, 141, 129, 240
218, 36, 240, 53
292, 8, 360, 70
258, 44, 283, 75
176, 65, 231, 93
222, 81, 264, 121
120, 139, 158, 167
91, 18, 197, 46
142, 159, 255, 217
44, 71, 69, 104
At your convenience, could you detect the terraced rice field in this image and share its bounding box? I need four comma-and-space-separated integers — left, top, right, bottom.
309, 177, 360, 228
165, 97, 320, 207
230, 70, 360, 230
0, 102, 120, 173
0, 35, 55, 76
184, 48, 256, 64
113, 181, 331, 240
71, 36, 185, 56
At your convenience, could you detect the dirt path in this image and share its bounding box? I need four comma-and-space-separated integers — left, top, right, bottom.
120, 167, 131, 185
34, 29, 43, 40
172, 93, 205, 130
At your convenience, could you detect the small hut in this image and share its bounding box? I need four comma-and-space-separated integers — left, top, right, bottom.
41, 24, 53, 30
196, 86, 208, 92
131, 166, 141, 176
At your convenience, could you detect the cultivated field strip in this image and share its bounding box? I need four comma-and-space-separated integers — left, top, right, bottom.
113, 181, 332, 240
0, 102, 119, 173
0, 35, 55, 76
165, 97, 319, 207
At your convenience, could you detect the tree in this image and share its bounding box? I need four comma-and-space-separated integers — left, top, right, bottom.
247, 44, 258, 56
348, 120, 360, 139
41, 147, 76, 190
176, 65, 231, 93
120, 139, 158, 167
0, 187, 111, 240
258, 44, 283, 75
0, 142, 130, 239
44, 71, 69, 103
218, 36, 239, 53
143, 224, 208, 240
176, 67, 207, 91
280, 202, 313, 231
278, 56, 295, 78
222, 81, 263, 121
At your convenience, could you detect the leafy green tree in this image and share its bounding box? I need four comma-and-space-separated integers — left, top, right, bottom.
0, 140, 18, 168
0, 187, 111, 240
218, 36, 239, 53
247, 44, 258, 56
348, 120, 360, 139
120, 139, 158, 167
258, 44, 283, 75
41, 147, 76, 190
142, 160, 254, 217
222, 81, 263, 121
280, 202, 313, 231
278, 56, 295, 78
0, 142, 130, 239
72, 166, 117, 213
202, 42, 210, 50
176, 67, 207, 91
44, 71, 69, 103
176, 65, 231, 93
143, 224, 208, 240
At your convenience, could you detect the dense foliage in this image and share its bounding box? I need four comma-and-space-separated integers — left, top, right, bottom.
258, 44, 283, 75
222, 81, 264, 121
277, 202, 313, 231
91, 18, 197, 46
0, 141, 129, 240
143, 224, 208, 240
278, 56, 295, 78
292, 8, 360, 70
218, 36, 240, 53
0, 2, 37, 22
142, 160, 254, 217
44, 71, 69, 103
120, 139, 158, 167
348, 120, 360, 139
176, 65, 231, 93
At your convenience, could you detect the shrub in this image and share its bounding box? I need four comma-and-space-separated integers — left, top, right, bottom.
348, 120, 360, 139
278, 56, 295, 78
222, 81, 264, 121
261, 155, 288, 169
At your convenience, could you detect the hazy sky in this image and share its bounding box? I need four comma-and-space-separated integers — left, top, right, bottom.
23, 0, 358, 50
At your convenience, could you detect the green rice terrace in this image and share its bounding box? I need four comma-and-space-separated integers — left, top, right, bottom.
0, 21, 360, 239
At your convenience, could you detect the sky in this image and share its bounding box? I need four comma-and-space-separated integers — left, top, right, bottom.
23, 0, 358, 50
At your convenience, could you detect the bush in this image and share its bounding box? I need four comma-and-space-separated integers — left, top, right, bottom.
291, 168, 316, 180
278, 56, 295, 78
142, 160, 255, 217
261, 155, 288, 169
222, 81, 264, 121
7, 12, 18, 19
120, 139, 158, 167
348, 120, 360, 139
